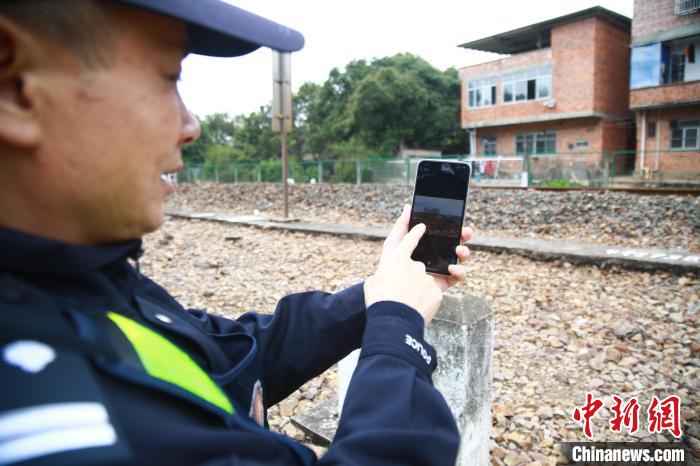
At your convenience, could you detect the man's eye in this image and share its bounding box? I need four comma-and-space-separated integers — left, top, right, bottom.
167, 74, 182, 83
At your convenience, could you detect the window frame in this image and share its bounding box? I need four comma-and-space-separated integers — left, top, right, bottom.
515, 131, 557, 155
467, 77, 498, 109
483, 136, 497, 156
670, 119, 700, 150
502, 66, 552, 105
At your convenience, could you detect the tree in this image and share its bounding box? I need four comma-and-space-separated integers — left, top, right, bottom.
182, 113, 237, 165
347, 54, 463, 155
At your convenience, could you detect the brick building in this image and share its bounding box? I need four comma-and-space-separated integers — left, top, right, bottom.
630, 0, 700, 179
458, 7, 635, 184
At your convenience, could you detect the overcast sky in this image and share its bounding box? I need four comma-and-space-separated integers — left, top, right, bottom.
178, 0, 634, 118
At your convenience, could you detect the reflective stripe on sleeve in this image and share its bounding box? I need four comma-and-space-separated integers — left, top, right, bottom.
0, 403, 116, 465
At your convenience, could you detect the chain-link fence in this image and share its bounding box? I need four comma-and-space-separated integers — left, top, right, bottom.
179, 151, 700, 188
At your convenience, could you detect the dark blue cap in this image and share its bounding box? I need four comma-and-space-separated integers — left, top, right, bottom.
114, 0, 304, 57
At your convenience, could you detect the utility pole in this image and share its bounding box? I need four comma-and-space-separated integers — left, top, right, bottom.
272, 51, 293, 218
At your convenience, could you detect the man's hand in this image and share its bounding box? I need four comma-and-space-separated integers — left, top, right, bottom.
364, 204, 474, 325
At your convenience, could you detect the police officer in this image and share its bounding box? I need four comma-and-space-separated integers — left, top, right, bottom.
0, 1, 473, 464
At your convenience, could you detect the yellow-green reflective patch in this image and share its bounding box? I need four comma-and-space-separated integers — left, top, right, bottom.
107, 312, 233, 414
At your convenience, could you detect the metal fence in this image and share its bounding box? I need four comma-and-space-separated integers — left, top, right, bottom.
179, 150, 700, 188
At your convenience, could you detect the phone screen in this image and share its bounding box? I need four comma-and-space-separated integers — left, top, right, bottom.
409, 161, 471, 276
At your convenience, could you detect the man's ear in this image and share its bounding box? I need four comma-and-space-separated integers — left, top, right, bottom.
0, 16, 41, 150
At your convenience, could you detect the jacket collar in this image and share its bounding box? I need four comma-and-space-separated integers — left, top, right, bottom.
0, 225, 143, 275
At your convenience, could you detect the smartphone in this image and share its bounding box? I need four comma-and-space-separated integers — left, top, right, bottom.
408, 160, 471, 276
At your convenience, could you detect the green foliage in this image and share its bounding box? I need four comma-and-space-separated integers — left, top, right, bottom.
540, 179, 583, 188
182, 113, 237, 165
300, 53, 465, 157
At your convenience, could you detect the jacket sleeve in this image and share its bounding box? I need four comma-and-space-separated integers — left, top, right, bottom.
189, 283, 367, 407
319, 301, 460, 466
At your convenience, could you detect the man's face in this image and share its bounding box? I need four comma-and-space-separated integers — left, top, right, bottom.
35, 6, 199, 243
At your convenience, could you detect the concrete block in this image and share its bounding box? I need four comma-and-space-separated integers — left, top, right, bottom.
335, 293, 493, 466
425, 294, 493, 466
290, 397, 337, 447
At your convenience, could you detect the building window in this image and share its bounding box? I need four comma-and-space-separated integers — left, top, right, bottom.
483, 136, 497, 155
647, 121, 656, 138
468, 78, 497, 108
515, 132, 557, 155
669, 53, 686, 83
631, 38, 699, 88
630, 43, 662, 88
675, 0, 700, 15
670, 120, 699, 149
575, 140, 589, 149
502, 66, 551, 104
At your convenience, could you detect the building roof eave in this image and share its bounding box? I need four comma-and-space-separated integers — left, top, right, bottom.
458, 6, 631, 55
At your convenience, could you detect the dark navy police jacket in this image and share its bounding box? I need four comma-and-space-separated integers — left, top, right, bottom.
0, 226, 459, 465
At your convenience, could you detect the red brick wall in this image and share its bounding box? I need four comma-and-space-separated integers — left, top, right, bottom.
551, 18, 598, 113
593, 19, 632, 116
600, 118, 633, 153
630, 81, 700, 108
460, 16, 631, 128
632, 0, 700, 39
635, 104, 700, 176
459, 49, 551, 80
473, 119, 604, 155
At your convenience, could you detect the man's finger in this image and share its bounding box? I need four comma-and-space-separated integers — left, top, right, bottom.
461, 226, 474, 243
397, 223, 426, 256
455, 245, 470, 262
447, 263, 467, 281
384, 204, 411, 251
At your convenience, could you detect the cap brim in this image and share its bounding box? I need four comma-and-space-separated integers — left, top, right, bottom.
114, 0, 304, 57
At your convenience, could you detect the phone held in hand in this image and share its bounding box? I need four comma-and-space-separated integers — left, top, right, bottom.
408, 160, 471, 276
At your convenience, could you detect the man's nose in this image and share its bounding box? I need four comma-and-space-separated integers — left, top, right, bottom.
179, 100, 201, 147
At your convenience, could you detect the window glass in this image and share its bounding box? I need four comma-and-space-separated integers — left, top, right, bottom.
515, 132, 557, 154
669, 54, 685, 83
537, 75, 551, 98
503, 83, 513, 103
630, 43, 661, 89
467, 78, 497, 108
484, 136, 497, 155
669, 120, 700, 149
503, 66, 552, 103
536, 137, 546, 154
647, 122, 656, 138
671, 128, 683, 148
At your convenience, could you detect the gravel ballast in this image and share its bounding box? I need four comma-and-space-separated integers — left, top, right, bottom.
167, 183, 700, 253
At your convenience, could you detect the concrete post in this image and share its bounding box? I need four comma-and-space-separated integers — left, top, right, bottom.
318, 161, 323, 184
356, 160, 362, 185
337, 294, 493, 466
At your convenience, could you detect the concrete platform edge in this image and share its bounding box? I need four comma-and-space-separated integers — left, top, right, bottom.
165, 210, 699, 274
